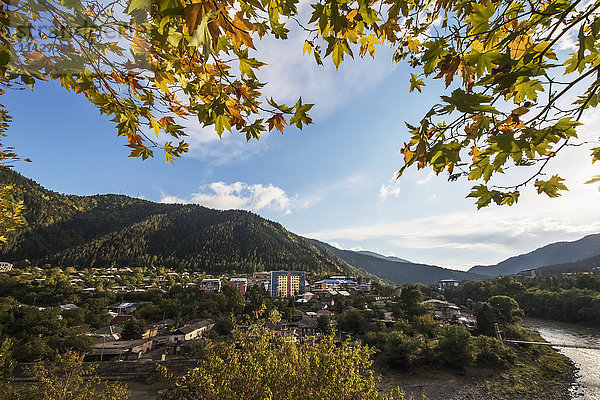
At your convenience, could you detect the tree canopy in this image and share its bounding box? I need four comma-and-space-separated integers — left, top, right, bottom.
158, 328, 415, 400
1, 0, 600, 207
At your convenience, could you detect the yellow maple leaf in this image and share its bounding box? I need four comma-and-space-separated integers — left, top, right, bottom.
509, 35, 533, 59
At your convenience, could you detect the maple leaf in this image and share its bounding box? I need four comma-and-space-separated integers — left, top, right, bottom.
266, 113, 287, 133
509, 35, 533, 59
290, 98, 314, 129
535, 175, 568, 198
409, 73, 425, 93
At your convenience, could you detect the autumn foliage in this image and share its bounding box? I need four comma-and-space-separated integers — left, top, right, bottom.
1, 0, 599, 206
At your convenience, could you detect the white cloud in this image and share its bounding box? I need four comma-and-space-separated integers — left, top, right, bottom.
417, 171, 435, 185
171, 11, 398, 163
295, 172, 368, 208
349, 245, 365, 251
254, 11, 397, 118
303, 170, 600, 269
379, 183, 400, 199
160, 181, 292, 215
181, 123, 267, 165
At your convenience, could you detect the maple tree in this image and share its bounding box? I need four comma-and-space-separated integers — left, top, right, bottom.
0, 0, 599, 208
298, 0, 600, 207
0, 0, 317, 163
0, 102, 24, 242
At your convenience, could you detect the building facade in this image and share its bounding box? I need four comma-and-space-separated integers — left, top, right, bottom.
270, 271, 305, 297
200, 278, 222, 292
228, 277, 247, 295
438, 279, 460, 290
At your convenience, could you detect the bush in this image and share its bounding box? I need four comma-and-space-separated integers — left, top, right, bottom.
473, 336, 515, 368
438, 325, 474, 369
365, 331, 423, 371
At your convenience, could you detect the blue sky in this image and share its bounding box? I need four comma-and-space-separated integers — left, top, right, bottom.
4, 26, 600, 270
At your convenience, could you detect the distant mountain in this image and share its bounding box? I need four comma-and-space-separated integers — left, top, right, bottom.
356, 250, 411, 264
0, 167, 363, 276
311, 240, 484, 285
468, 233, 600, 277
536, 252, 600, 276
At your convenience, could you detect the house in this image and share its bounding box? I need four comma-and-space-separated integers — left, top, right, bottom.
0, 262, 12, 272
316, 309, 334, 318
93, 325, 123, 341
86, 339, 153, 361
356, 283, 373, 292
200, 278, 222, 292
142, 324, 159, 339
302, 291, 315, 301
423, 299, 460, 320
110, 314, 133, 325
228, 277, 247, 295
314, 277, 359, 292
154, 319, 175, 335
168, 319, 215, 344
514, 268, 539, 278
107, 302, 138, 315
249, 272, 270, 288
438, 279, 460, 290
292, 318, 318, 337
265, 321, 298, 340
59, 304, 79, 312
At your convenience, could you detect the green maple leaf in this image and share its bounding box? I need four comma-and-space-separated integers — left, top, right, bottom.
126, 0, 152, 13
535, 175, 568, 198
188, 14, 215, 61
239, 57, 266, 80
466, 49, 500, 77
409, 73, 425, 93
511, 78, 543, 103
441, 89, 499, 114
290, 98, 314, 129
242, 119, 266, 140
325, 38, 353, 70
214, 115, 232, 137
466, 2, 496, 34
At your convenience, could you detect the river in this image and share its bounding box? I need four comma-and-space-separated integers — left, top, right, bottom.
523, 318, 600, 400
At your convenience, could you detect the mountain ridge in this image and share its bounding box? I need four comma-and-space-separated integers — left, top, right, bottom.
0, 167, 361, 276
311, 239, 484, 285
468, 233, 600, 277
356, 250, 411, 264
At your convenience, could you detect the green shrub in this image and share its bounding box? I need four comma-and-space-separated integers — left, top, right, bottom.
473, 336, 515, 368
438, 325, 474, 369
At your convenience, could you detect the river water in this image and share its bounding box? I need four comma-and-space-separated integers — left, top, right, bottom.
523, 318, 600, 400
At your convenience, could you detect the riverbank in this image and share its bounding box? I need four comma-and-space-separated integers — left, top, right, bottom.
524, 317, 600, 399
378, 331, 575, 400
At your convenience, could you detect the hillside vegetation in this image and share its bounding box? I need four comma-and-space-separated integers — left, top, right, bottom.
0, 167, 358, 275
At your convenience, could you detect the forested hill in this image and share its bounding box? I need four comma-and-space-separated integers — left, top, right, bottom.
310, 240, 484, 285
0, 167, 359, 275
468, 233, 600, 277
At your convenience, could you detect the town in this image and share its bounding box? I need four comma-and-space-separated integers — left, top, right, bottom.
0, 263, 476, 363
